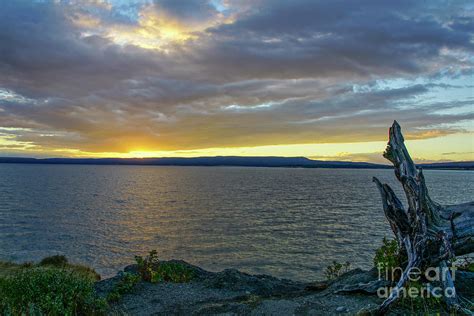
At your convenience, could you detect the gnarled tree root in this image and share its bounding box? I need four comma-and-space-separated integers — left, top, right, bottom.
373, 121, 474, 315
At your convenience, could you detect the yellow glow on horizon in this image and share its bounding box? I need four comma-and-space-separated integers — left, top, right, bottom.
124, 141, 386, 159
1, 133, 472, 164
85, 133, 474, 163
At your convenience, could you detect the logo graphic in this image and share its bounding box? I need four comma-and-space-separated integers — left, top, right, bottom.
376, 264, 457, 299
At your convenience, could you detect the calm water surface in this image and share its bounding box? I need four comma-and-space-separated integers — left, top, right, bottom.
0, 164, 472, 280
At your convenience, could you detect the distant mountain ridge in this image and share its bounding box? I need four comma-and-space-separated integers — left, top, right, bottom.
0, 156, 472, 170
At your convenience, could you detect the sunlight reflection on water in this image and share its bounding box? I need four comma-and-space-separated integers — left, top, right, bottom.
0, 165, 472, 280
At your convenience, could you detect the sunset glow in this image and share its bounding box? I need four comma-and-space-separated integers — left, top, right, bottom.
0, 0, 473, 162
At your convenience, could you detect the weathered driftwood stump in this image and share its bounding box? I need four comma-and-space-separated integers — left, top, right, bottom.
373, 121, 474, 314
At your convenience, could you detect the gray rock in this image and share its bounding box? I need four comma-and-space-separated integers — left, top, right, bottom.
201, 268, 306, 296
95, 260, 470, 315
336, 306, 348, 313
456, 270, 474, 297
251, 299, 299, 315
335, 279, 390, 295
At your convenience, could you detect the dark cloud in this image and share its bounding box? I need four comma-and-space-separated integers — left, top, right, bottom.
0, 0, 165, 99
200, 0, 474, 80
0, 0, 472, 156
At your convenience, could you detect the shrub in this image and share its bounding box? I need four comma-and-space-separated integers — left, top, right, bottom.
325, 260, 351, 280
135, 250, 195, 283
151, 261, 195, 283
106, 272, 141, 302
40, 255, 68, 266
0, 267, 107, 315
38, 256, 100, 281
374, 237, 403, 281
395, 280, 444, 314
135, 250, 159, 282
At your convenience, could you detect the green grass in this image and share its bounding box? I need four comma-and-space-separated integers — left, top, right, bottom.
394, 281, 445, 314
0, 251, 194, 316
374, 237, 403, 281
135, 250, 195, 283
0, 252, 197, 314
150, 261, 195, 283
0, 256, 106, 315
324, 260, 351, 280
106, 272, 141, 302
105, 251, 195, 304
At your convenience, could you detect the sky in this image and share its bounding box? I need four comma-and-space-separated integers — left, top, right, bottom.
0, 0, 473, 163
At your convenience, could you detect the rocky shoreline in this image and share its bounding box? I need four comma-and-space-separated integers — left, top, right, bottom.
94, 260, 474, 315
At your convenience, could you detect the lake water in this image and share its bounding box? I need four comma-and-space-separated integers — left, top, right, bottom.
0, 164, 472, 281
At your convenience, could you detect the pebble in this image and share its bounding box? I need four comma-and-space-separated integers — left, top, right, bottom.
336, 306, 348, 313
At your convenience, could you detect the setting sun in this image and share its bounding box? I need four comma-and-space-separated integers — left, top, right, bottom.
0, 0, 472, 162
1, 2, 473, 314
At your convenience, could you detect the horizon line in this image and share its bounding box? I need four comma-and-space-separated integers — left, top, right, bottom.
0, 156, 473, 170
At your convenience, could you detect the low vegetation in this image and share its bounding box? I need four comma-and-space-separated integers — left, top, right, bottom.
395, 280, 445, 314
135, 250, 195, 283
372, 238, 473, 313
325, 260, 351, 280
373, 237, 403, 281
2, 247, 469, 315
38, 255, 101, 281
106, 272, 141, 302
0, 256, 106, 315
0, 251, 197, 315
324, 238, 472, 314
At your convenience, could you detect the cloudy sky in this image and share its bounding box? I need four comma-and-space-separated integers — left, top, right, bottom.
0, 0, 473, 163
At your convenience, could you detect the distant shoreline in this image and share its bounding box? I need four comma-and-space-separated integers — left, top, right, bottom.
0, 156, 472, 170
